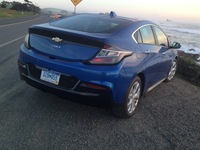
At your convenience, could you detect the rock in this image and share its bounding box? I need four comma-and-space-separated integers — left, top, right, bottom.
178, 50, 200, 62
188, 48, 195, 51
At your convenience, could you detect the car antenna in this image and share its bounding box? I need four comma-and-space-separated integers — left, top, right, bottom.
110, 11, 117, 18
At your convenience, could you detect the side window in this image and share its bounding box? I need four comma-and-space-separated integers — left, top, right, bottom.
134, 30, 142, 43
139, 26, 155, 44
154, 27, 168, 47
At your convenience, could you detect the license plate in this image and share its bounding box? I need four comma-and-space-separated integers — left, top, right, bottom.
40, 69, 61, 85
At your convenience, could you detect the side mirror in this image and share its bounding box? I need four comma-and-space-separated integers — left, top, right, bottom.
170, 42, 181, 49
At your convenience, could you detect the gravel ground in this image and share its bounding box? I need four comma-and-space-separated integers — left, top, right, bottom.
0, 55, 200, 150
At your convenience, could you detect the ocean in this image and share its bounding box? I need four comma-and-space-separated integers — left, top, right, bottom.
159, 21, 200, 56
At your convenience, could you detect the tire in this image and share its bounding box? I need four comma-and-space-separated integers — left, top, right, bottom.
112, 76, 142, 118
165, 60, 177, 82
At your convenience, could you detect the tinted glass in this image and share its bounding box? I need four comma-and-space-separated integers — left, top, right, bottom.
154, 27, 168, 46
50, 15, 132, 33
140, 26, 155, 44
134, 31, 142, 43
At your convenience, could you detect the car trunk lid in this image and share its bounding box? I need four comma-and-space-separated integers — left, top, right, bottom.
29, 24, 108, 61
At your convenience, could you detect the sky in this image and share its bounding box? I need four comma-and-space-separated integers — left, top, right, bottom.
6, 0, 200, 23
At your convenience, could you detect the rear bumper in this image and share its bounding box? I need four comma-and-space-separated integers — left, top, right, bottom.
18, 45, 132, 104
18, 61, 112, 100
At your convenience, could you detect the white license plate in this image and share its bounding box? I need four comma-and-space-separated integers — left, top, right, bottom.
40, 69, 61, 85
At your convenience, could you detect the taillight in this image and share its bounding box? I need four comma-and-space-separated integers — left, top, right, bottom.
24, 34, 30, 49
89, 45, 133, 64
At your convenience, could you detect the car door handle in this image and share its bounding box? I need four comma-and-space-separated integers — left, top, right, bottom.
144, 50, 151, 54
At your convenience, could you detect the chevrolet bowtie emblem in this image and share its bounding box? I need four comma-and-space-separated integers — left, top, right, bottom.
52, 37, 63, 42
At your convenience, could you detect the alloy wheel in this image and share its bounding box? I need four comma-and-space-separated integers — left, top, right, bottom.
127, 81, 141, 114
167, 61, 177, 81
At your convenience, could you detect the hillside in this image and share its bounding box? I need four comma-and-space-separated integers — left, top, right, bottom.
0, 8, 34, 18
41, 8, 73, 17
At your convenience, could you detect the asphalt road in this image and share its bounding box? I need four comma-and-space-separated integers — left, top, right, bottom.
0, 14, 42, 26
0, 16, 200, 150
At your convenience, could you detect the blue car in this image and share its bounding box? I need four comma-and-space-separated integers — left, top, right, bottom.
18, 12, 181, 118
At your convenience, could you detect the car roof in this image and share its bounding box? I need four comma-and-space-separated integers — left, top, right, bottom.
76, 13, 138, 22
74, 13, 156, 27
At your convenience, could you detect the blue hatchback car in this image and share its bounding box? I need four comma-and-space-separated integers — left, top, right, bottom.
18, 12, 181, 118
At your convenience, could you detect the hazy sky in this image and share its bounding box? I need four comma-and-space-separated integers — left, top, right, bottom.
7, 0, 200, 23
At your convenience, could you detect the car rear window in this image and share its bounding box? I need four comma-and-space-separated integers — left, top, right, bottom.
50, 15, 132, 33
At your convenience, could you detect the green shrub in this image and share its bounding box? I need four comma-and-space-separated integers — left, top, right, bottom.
1, 4, 7, 8
177, 53, 200, 86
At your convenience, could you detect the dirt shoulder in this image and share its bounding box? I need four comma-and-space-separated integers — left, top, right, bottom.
0, 14, 42, 26
139, 76, 200, 149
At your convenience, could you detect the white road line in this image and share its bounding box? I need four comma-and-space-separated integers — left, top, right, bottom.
0, 15, 42, 28
0, 35, 25, 48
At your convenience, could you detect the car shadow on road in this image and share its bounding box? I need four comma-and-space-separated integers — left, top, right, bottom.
30, 88, 112, 117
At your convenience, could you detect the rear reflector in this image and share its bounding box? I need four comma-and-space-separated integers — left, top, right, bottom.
86, 83, 109, 91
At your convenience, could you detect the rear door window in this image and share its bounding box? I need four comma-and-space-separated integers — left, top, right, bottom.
139, 26, 155, 44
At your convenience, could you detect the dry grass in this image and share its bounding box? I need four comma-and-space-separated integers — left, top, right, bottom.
0, 8, 33, 18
